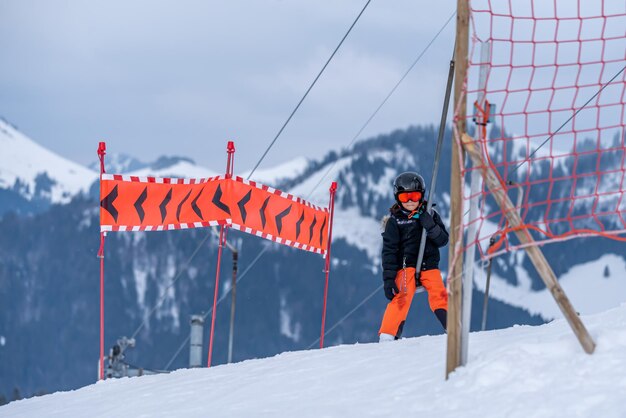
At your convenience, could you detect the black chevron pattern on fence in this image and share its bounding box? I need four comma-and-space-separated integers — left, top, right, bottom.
309, 215, 317, 242
237, 190, 252, 223
211, 184, 231, 215
319, 216, 327, 246
100, 185, 119, 222
159, 189, 173, 223
260, 196, 270, 228
176, 190, 192, 222
133, 187, 148, 222
275, 205, 292, 234
191, 189, 204, 219
295, 210, 305, 239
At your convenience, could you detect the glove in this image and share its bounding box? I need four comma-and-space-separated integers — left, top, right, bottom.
419, 210, 436, 230
383, 278, 399, 301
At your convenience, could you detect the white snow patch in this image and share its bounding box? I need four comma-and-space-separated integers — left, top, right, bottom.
5, 305, 626, 417
187, 266, 198, 281
369, 167, 396, 197
78, 208, 94, 230
151, 255, 181, 330
279, 294, 301, 343
287, 155, 355, 206
474, 253, 626, 320
133, 260, 149, 311
0, 336, 5, 346
0, 119, 97, 202
125, 155, 308, 188
222, 280, 231, 294
126, 161, 218, 179
332, 207, 382, 263
240, 156, 309, 187
284, 155, 383, 263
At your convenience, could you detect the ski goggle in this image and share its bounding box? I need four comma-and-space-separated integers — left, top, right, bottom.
397, 191, 422, 203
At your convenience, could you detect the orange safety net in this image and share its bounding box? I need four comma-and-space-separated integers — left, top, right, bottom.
456, 3, 626, 259
100, 174, 330, 254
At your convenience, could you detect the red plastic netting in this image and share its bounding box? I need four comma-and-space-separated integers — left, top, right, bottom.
456, 0, 626, 259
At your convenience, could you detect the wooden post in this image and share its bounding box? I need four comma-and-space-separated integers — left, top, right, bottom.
446, 0, 469, 379
461, 133, 596, 354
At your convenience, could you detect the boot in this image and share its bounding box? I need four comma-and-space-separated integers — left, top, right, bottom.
379, 333, 395, 342
434, 309, 447, 331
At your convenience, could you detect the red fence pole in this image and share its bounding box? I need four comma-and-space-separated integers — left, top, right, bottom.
97, 141, 107, 380
98, 234, 105, 380
225, 141, 235, 179
207, 141, 236, 367
320, 181, 337, 348
208, 225, 227, 367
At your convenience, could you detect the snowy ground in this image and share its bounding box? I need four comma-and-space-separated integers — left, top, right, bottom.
4, 305, 626, 417
474, 253, 626, 321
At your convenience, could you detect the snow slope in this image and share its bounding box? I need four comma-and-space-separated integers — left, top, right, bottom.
474, 253, 626, 321
240, 156, 309, 186
4, 304, 626, 417
125, 160, 219, 179
0, 118, 97, 203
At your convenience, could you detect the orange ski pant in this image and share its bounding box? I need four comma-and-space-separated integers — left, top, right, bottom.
378, 267, 448, 337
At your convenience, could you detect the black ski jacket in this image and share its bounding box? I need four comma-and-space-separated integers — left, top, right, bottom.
381, 204, 449, 281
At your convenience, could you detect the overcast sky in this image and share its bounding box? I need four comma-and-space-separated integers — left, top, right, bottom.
1, 1, 457, 172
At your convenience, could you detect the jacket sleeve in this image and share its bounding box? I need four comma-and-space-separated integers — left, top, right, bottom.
425, 210, 449, 248
381, 216, 400, 281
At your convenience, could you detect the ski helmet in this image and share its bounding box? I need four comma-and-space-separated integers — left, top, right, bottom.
393, 172, 425, 204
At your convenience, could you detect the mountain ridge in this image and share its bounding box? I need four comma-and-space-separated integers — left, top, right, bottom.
0, 118, 96, 205
1, 121, 623, 399
0, 117, 311, 217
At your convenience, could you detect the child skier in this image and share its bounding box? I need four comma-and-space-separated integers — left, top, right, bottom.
379, 171, 449, 342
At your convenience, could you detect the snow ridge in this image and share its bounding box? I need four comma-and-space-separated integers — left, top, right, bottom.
4, 304, 626, 417
0, 118, 97, 203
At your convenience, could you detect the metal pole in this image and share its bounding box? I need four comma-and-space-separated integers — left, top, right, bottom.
189, 315, 204, 367
479, 180, 521, 332
320, 181, 337, 348
481, 256, 493, 331
227, 250, 238, 363
460, 41, 491, 364
415, 58, 455, 288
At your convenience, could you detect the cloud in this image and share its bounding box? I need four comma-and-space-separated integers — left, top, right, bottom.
0, 0, 458, 171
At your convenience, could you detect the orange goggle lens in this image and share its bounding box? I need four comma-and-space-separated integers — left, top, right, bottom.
398, 191, 422, 203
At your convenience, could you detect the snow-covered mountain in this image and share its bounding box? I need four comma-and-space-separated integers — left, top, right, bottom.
0, 122, 623, 401
287, 151, 402, 263
281, 130, 626, 320
87, 153, 149, 174
0, 118, 97, 203
3, 304, 626, 417
123, 156, 219, 179
240, 156, 310, 186
2, 117, 310, 213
